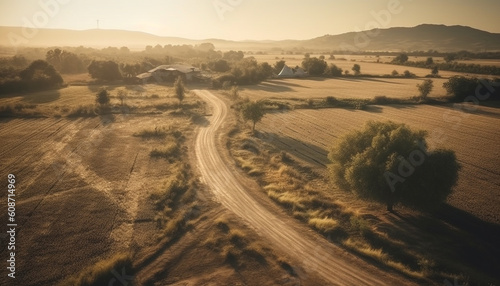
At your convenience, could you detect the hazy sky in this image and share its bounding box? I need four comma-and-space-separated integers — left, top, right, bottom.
1, 0, 499, 40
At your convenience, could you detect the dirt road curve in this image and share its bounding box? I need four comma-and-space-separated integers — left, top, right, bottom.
193, 90, 410, 285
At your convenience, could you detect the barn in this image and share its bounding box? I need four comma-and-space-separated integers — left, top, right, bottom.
136, 64, 201, 84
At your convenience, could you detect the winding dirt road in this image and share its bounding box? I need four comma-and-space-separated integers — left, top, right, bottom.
193, 90, 412, 285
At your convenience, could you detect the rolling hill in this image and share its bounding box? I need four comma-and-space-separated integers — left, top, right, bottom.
305, 24, 500, 52
1, 24, 500, 52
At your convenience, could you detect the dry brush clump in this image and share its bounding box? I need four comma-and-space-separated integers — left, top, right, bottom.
227, 126, 353, 240
58, 253, 133, 286
0, 103, 40, 117
202, 216, 284, 270
66, 104, 97, 117
141, 125, 198, 238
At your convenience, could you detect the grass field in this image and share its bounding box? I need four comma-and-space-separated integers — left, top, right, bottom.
0, 84, 205, 285
227, 95, 500, 284
256, 105, 500, 224
238, 77, 448, 102
0, 84, 178, 106
250, 54, 489, 78
0, 82, 307, 285
1, 55, 499, 284
0, 83, 205, 118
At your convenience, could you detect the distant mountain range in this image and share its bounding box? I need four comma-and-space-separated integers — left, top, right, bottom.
1, 24, 500, 52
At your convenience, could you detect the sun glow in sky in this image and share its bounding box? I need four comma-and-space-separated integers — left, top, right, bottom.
1, 0, 499, 40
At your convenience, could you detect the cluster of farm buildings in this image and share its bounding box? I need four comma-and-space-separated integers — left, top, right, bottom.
135, 63, 307, 84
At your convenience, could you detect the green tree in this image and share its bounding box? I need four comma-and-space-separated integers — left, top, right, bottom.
326, 64, 343, 77
403, 70, 415, 78
274, 60, 286, 74
391, 70, 399, 76
88, 60, 122, 81
444, 53, 457, 63
417, 79, 434, 99
96, 89, 110, 105
19, 60, 63, 90
392, 53, 409, 64
328, 121, 460, 212
425, 57, 434, 66
352, 64, 361, 76
174, 76, 185, 104
442, 76, 487, 102
209, 59, 231, 72
121, 63, 141, 78
302, 57, 327, 76
241, 101, 265, 133
223, 50, 244, 61
258, 62, 274, 79
59, 51, 85, 74
46, 48, 62, 70
431, 66, 439, 76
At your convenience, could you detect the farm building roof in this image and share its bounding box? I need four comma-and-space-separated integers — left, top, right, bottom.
148, 64, 200, 74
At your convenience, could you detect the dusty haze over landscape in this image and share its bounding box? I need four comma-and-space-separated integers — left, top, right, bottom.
1, 0, 500, 41
1, 1, 500, 286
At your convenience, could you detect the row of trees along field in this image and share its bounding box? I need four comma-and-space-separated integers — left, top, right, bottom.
295, 55, 418, 78
391, 53, 500, 75
0, 45, 277, 89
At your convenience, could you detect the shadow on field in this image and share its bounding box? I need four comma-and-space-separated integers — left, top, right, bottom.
87, 84, 119, 93
245, 82, 294, 93
334, 77, 404, 85
125, 85, 146, 92
377, 204, 500, 283
364, 105, 383, 113
305, 77, 327, 81
256, 131, 329, 167
358, 77, 405, 84
21, 90, 61, 104
191, 113, 210, 126
265, 79, 309, 88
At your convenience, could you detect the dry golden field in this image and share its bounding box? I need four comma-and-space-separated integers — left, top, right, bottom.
1, 57, 499, 285
256, 104, 500, 224
0, 85, 200, 285
0, 84, 310, 285
238, 77, 448, 101
0, 84, 174, 107
250, 54, 487, 78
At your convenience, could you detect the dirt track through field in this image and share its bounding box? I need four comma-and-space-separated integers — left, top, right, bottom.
193, 90, 412, 285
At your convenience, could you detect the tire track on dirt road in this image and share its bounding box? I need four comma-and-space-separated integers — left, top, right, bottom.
193, 90, 413, 285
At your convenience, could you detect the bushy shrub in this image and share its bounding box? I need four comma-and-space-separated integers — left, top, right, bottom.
208, 59, 231, 72
328, 121, 460, 211
88, 60, 122, 81
326, 64, 343, 77
417, 79, 434, 99
302, 57, 327, 76
443, 76, 474, 101
325, 96, 337, 105
371, 96, 391, 105
0, 60, 63, 94
96, 89, 110, 105
212, 74, 237, 89
403, 70, 416, 78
